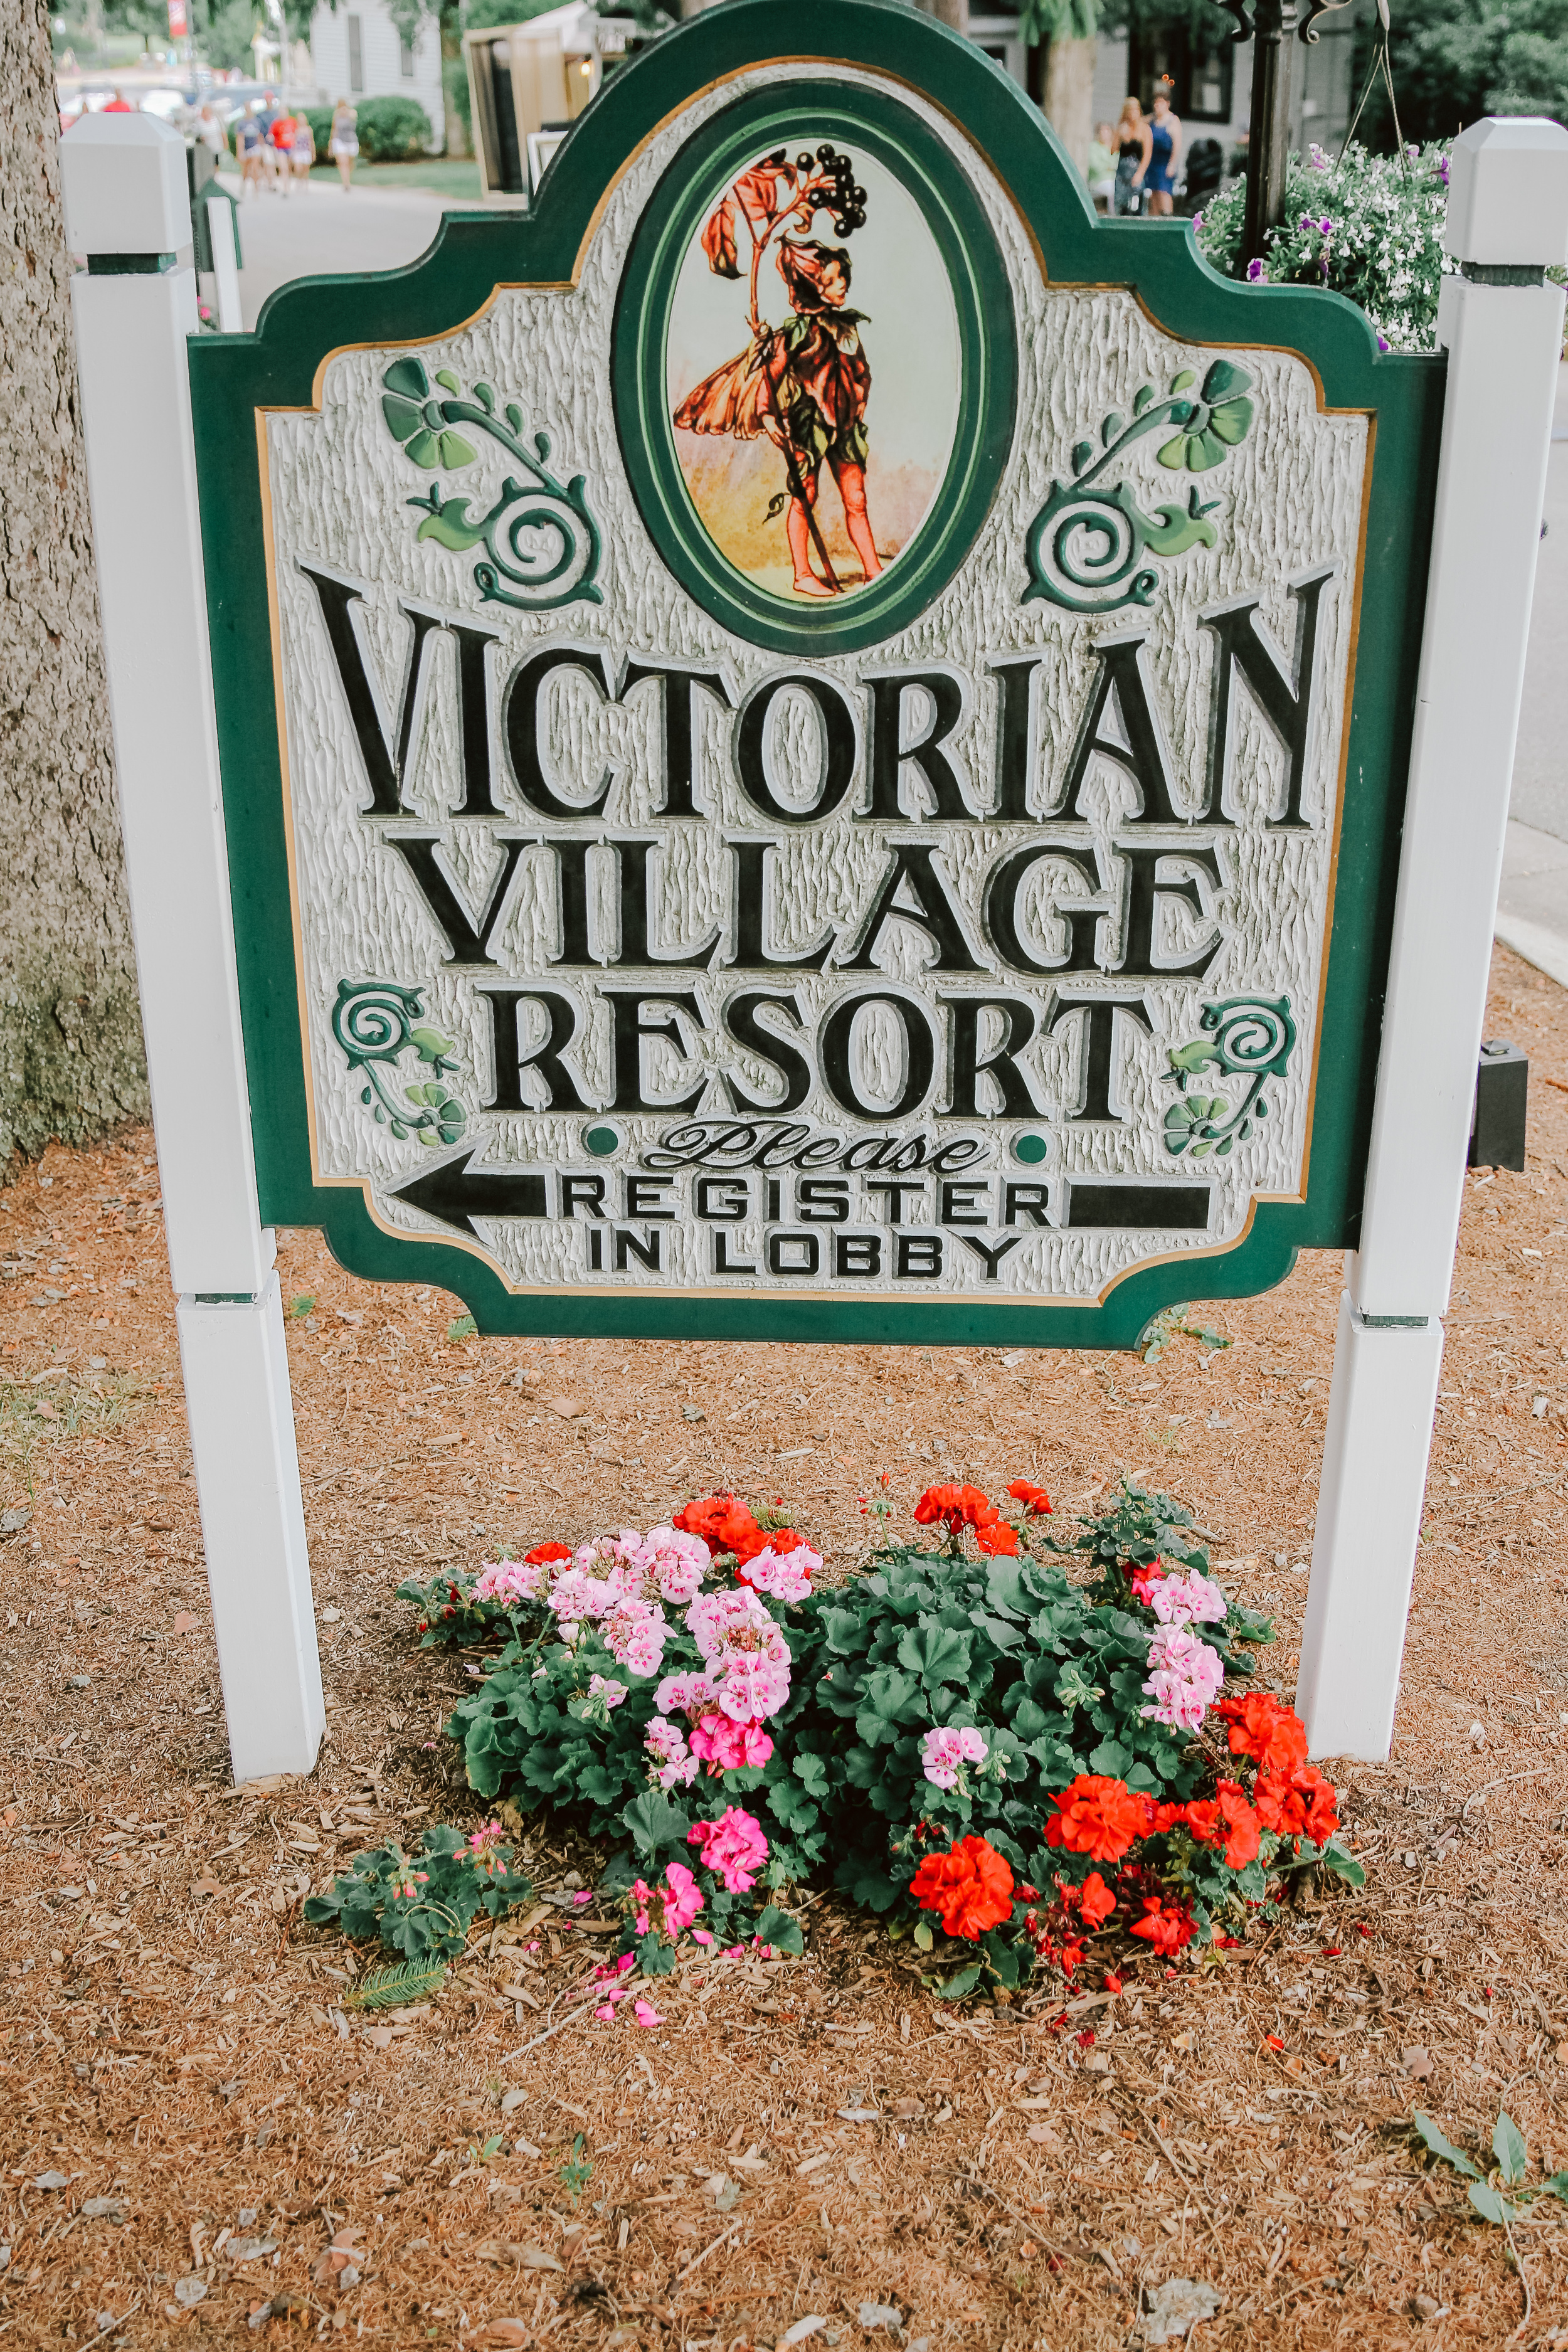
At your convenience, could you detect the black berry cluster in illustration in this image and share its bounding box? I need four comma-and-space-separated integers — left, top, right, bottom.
804, 143, 867, 235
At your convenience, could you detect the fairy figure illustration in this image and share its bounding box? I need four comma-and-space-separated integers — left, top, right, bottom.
672, 144, 884, 600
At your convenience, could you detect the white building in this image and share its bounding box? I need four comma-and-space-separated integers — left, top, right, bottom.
1089, 14, 1361, 176
965, 5, 1365, 189
309, 0, 445, 151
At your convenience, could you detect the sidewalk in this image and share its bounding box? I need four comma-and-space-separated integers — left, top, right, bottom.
220, 171, 458, 330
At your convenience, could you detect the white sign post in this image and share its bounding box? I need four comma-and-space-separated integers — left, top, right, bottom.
1297, 119, 1568, 1760
61, 114, 324, 1785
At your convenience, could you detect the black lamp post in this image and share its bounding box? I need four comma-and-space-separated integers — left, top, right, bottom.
1226, 0, 1355, 272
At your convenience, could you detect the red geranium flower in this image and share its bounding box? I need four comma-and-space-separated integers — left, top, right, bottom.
1128, 1557, 1167, 1604
914, 1483, 998, 1536
1128, 1895, 1194, 1956
909, 1834, 1015, 1941
1254, 1761, 1338, 1843
976, 1520, 1020, 1556
674, 1491, 769, 1565
1184, 1780, 1261, 1870
1078, 1870, 1116, 1929
1214, 1691, 1309, 1775
524, 1542, 572, 1566
1044, 1775, 1153, 1864
1007, 1480, 1052, 1516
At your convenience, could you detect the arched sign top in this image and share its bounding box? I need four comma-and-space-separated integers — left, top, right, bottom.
189, 0, 1444, 1347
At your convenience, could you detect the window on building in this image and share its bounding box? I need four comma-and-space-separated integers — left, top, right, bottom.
347, 11, 364, 93
1128, 26, 1234, 123
400, 31, 414, 77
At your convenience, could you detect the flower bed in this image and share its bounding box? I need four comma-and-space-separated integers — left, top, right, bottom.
369, 1478, 1361, 2001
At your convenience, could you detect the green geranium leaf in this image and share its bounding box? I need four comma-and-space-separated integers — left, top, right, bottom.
1494, 2112, 1528, 2186
1320, 1840, 1365, 1887
896, 1624, 972, 1686
623, 1789, 692, 1859
935, 1962, 983, 2000
755, 1905, 804, 1956
1413, 2114, 1483, 2179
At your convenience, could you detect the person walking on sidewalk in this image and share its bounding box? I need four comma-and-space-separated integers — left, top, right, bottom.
328, 97, 359, 193
267, 104, 299, 196
235, 104, 268, 198
289, 112, 315, 188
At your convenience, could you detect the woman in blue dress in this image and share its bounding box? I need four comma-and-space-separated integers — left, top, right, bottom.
1144, 88, 1182, 217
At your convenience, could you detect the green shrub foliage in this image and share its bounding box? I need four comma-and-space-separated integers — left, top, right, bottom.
302, 1823, 531, 1959
352, 95, 435, 162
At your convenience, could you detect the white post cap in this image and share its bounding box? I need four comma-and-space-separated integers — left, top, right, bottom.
60, 112, 191, 258
1443, 115, 1568, 270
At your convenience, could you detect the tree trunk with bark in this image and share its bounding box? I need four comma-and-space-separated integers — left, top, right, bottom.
0, 0, 147, 1176
1043, 34, 1096, 180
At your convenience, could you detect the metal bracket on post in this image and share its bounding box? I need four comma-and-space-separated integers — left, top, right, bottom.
61, 114, 323, 1784
1296, 118, 1568, 1763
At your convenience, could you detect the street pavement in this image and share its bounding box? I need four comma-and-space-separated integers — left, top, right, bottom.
220, 171, 462, 331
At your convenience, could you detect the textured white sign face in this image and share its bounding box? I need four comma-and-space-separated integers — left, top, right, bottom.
260, 63, 1368, 1313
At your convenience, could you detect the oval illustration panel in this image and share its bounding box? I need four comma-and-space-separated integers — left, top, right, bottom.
614, 83, 1017, 656
666, 145, 961, 608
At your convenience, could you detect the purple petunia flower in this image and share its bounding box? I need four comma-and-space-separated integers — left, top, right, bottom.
1246, 257, 1267, 282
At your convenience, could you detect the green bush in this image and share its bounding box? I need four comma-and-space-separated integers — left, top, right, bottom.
354, 93, 435, 162
301, 104, 334, 161
302, 1821, 531, 1959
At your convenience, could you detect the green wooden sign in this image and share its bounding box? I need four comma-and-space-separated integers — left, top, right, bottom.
189, 0, 1443, 1346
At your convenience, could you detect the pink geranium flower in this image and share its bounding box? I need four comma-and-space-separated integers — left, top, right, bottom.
687, 1713, 773, 1771
689, 1806, 769, 1893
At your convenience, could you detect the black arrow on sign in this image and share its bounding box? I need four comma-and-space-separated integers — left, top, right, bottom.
390, 1149, 549, 1238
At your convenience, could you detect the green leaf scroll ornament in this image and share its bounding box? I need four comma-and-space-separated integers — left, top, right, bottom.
1163, 994, 1296, 1160
332, 977, 468, 1147
379, 355, 603, 614
1022, 359, 1255, 617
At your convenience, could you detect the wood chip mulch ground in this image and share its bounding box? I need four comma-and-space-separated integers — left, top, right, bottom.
5, 940, 1568, 2349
